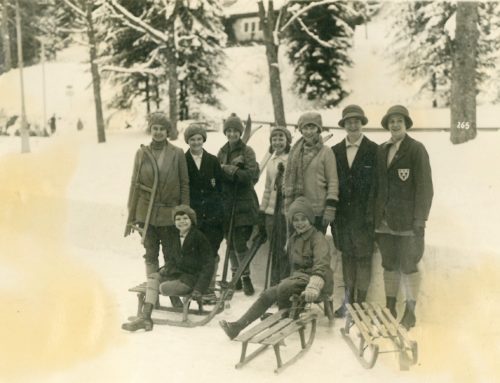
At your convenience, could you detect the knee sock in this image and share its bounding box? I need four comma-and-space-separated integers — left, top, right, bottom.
401, 272, 421, 302
145, 260, 159, 277
383, 270, 401, 298
145, 275, 161, 305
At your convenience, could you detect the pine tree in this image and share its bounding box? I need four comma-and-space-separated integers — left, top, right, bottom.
104, 0, 226, 124
284, 1, 362, 107
389, 1, 500, 107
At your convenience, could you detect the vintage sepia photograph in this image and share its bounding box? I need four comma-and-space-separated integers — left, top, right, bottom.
1, 0, 499, 382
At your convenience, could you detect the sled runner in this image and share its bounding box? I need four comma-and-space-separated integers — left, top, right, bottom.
232, 295, 317, 374
124, 145, 159, 244
340, 302, 418, 370
127, 233, 267, 328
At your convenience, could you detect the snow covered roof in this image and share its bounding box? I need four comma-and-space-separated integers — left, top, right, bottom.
222, 0, 287, 17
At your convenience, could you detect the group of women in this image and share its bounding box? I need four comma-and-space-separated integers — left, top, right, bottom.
121, 104, 433, 335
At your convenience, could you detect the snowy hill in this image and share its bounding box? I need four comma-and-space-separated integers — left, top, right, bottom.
1, 10, 500, 383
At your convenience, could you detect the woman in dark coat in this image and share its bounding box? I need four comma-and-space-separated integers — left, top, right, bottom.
217, 113, 260, 296
331, 105, 378, 317
184, 123, 224, 302
122, 205, 214, 332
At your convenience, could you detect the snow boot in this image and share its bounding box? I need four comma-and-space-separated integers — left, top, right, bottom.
386, 296, 397, 319
219, 320, 243, 340
122, 303, 154, 332
400, 300, 416, 330
335, 287, 354, 318
241, 276, 255, 296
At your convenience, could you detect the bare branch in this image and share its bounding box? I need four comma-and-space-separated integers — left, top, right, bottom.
62, 0, 86, 19
106, 0, 168, 42
296, 17, 334, 48
101, 65, 160, 77
281, 0, 338, 32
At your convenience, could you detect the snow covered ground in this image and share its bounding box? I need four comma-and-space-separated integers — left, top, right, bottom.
1, 7, 500, 383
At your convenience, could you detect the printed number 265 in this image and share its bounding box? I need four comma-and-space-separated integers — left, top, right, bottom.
457, 122, 470, 129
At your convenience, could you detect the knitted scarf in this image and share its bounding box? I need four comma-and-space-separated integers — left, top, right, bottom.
284, 134, 323, 210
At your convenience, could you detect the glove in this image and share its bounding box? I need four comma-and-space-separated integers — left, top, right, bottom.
191, 290, 202, 301
222, 164, 238, 176
413, 219, 425, 237
231, 155, 245, 167
301, 275, 325, 303
322, 206, 336, 227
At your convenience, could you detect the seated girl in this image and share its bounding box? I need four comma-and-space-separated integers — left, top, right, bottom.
122, 205, 215, 332
219, 197, 333, 339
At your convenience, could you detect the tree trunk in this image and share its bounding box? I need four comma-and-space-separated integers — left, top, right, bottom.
2, 0, 12, 72
166, 2, 179, 139
145, 76, 150, 114
86, 1, 106, 143
258, 0, 286, 127
450, 1, 478, 144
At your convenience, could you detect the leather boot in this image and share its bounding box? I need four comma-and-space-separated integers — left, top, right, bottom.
386, 296, 397, 319
335, 287, 354, 318
241, 276, 255, 296
400, 300, 416, 330
122, 303, 154, 332
219, 320, 243, 340
170, 296, 183, 308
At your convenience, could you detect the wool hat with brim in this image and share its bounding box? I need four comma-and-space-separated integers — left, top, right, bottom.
270, 125, 292, 144
338, 104, 368, 127
287, 196, 315, 225
297, 112, 323, 132
381, 105, 413, 130
223, 113, 244, 135
172, 205, 197, 225
184, 123, 207, 143
148, 111, 178, 139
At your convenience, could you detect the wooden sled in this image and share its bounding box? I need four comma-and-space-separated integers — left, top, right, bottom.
340, 302, 418, 370
233, 298, 318, 373
128, 283, 224, 328
126, 233, 266, 328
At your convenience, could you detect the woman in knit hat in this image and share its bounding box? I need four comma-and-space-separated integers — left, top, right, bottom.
184, 122, 224, 304
122, 205, 214, 332
219, 196, 333, 340
126, 111, 190, 278
284, 112, 339, 233
259, 125, 292, 286
217, 113, 260, 296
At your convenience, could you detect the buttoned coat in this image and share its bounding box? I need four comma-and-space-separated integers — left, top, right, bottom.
162, 227, 215, 293
128, 141, 190, 226
332, 136, 378, 256
185, 150, 224, 227
373, 134, 433, 231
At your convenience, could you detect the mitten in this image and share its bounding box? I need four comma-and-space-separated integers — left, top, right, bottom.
413, 219, 425, 237
322, 206, 336, 227
302, 275, 325, 303
231, 155, 245, 167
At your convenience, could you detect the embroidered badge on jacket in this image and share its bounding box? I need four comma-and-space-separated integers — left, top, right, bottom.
398, 168, 410, 181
